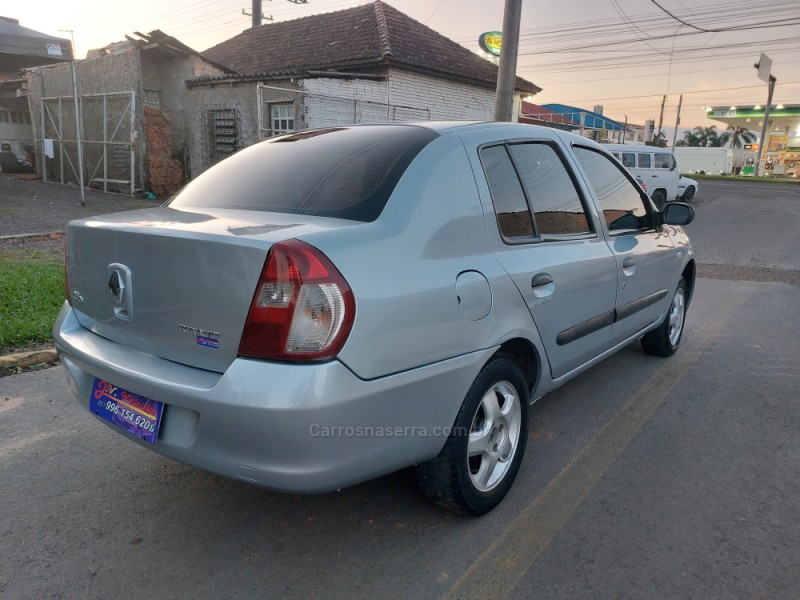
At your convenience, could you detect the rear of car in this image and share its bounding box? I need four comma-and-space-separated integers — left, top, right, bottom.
55, 124, 486, 492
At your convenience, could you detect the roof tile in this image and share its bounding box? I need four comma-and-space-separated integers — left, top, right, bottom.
203, 1, 539, 93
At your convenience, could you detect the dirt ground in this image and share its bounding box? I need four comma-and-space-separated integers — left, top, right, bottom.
0, 174, 160, 238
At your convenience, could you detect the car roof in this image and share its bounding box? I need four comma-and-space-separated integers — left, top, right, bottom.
392, 121, 609, 149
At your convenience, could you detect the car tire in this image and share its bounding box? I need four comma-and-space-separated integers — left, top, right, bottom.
416, 356, 529, 516
651, 189, 667, 210
642, 278, 688, 357
682, 186, 695, 201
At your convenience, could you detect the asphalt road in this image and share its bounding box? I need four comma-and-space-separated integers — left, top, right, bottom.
2, 180, 799, 599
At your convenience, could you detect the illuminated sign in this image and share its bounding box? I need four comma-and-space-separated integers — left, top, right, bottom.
713, 109, 736, 118
479, 31, 502, 56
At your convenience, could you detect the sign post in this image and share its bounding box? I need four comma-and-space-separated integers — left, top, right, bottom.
754, 53, 776, 177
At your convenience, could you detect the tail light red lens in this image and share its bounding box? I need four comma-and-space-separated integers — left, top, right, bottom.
238, 239, 355, 362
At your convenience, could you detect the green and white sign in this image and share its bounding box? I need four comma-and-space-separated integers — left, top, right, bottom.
479, 31, 502, 56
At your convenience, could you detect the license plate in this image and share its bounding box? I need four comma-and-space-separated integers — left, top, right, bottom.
89, 378, 164, 444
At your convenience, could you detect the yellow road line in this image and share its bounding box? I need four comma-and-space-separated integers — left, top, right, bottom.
443, 286, 754, 600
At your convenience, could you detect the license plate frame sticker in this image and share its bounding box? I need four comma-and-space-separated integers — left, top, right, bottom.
89, 378, 164, 444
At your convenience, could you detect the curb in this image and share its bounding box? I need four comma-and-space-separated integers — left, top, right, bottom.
0, 347, 59, 376
0, 231, 65, 241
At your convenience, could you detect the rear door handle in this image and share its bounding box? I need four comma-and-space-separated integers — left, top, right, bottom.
531, 273, 554, 288
623, 257, 636, 268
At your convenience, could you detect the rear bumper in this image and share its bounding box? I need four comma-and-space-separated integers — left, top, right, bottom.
53, 303, 493, 493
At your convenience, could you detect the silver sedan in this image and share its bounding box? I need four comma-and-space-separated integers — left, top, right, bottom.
54, 122, 695, 515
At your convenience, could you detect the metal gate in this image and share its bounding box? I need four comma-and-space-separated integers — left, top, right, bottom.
40, 91, 137, 195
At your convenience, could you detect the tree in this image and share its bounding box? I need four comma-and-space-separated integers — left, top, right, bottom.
682, 130, 701, 147
693, 125, 720, 147
652, 131, 668, 148
718, 125, 757, 149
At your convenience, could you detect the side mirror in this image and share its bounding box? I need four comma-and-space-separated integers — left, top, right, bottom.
662, 202, 694, 225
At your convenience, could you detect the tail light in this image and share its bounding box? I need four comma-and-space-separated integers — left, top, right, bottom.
238, 239, 355, 362
64, 233, 71, 305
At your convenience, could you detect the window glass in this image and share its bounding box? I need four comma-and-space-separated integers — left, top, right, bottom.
271, 104, 295, 135
508, 143, 590, 236
654, 153, 671, 169
638, 153, 651, 168
481, 145, 534, 239
169, 125, 437, 222
573, 146, 649, 233
621, 153, 636, 168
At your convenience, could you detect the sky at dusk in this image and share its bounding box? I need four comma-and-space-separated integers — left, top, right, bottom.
8, 0, 800, 135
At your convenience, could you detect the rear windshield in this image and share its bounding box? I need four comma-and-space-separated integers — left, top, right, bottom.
167, 125, 438, 222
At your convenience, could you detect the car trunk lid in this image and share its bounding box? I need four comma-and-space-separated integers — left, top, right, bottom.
65, 206, 356, 373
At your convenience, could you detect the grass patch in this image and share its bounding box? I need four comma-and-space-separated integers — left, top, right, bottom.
691, 174, 800, 185
0, 261, 65, 352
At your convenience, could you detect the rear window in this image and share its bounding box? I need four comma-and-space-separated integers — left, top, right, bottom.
168, 125, 438, 222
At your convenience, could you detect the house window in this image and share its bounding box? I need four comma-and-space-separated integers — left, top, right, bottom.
271, 104, 295, 135
0, 110, 8, 123
209, 109, 238, 160
11, 111, 23, 124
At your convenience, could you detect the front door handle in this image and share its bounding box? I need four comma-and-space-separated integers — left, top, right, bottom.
532, 273, 554, 288
623, 257, 636, 268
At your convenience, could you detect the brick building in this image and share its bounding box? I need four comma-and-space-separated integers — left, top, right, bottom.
189, 0, 540, 175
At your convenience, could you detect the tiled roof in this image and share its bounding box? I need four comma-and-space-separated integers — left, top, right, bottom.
203, 1, 539, 94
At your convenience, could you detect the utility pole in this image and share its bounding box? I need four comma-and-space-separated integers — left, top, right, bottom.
244, 1, 307, 26
493, 0, 522, 122
655, 94, 666, 143
754, 54, 776, 177
671, 94, 682, 149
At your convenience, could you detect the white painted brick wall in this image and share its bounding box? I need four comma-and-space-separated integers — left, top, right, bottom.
387, 70, 496, 120
300, 69, 519, 126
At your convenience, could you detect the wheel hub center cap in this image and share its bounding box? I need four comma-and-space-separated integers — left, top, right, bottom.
490, 418, 512, 461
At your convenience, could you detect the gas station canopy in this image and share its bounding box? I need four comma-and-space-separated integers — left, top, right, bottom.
707, 104, 800, 177
706, 104, 800, 151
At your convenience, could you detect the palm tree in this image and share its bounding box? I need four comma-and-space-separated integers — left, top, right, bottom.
682, 130, 701, 147
718, 125, 757, 149
693, 125, 720, 147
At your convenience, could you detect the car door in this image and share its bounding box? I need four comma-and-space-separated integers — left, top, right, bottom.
654, 152, 680, 200
572, 146, 677, 343
474, 140, 618, 380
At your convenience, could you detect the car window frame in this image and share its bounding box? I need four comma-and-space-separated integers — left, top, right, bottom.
572, 144, 657, 237
478, 139, 598, 246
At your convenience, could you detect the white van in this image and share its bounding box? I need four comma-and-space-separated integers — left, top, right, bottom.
604, 144, 680, 208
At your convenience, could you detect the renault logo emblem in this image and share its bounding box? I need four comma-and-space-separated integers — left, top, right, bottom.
108, 270, 125, 304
